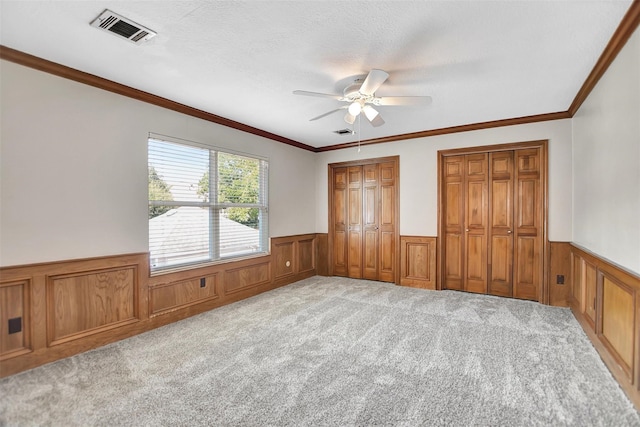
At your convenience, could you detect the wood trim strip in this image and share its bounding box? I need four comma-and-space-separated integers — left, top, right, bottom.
438, 139, 549, 157
0, 45, 317, 153
571, 243, 640, 290
316, 112, 570, 152
568, 1, 640, 116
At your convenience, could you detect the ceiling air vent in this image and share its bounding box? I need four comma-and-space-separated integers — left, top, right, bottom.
333, 129, 355, 135
90, 9, 156, 44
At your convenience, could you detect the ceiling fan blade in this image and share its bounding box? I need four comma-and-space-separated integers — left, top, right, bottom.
363, 105, 385, 127
375, 96, 433, 106
293, 90, 343, 100
359, 69, 389, 96
309, 106, 348, 121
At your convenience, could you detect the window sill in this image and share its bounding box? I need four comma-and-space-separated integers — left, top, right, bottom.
149, 251, 271, 278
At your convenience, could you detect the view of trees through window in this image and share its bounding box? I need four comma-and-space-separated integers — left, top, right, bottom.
148, 166, 173, 219
195, 153, 260, 228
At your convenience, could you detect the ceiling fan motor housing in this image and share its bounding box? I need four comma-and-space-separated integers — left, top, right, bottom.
343, 80, 365, 100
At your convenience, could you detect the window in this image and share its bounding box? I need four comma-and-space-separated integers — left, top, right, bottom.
148, 137, 269, 271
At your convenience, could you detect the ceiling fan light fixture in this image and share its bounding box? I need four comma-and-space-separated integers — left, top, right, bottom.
348, 101, 362, 116
344, 112, 356, 125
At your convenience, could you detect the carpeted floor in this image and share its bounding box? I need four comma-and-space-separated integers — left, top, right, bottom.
1, 276, 639, 426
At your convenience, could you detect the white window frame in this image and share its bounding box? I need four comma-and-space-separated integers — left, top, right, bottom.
148, 135, 269, 272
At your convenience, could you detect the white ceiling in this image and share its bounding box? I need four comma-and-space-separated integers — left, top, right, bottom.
0, 1, 633, 149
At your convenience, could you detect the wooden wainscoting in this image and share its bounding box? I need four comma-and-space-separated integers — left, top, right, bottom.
316, 233, 329, 276
150, 273, 219, 316
272, 234, 318, 285
0, 253, 148, 377
0, 234, 319, 378
47, 265, 140, 346
548, 242, 571, 307
399, 236, 437, 290
0, 280, 31, 360
569, 244, 640, 408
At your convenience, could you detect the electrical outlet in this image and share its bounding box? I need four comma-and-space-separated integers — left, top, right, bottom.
200, 278, 206, 288
557, 275, 565, 285
8, 317, 22, 334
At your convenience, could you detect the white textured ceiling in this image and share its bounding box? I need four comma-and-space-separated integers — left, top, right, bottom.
0, 1, 633, 148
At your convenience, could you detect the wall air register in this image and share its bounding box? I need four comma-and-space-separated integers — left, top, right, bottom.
90, 10, 156, 44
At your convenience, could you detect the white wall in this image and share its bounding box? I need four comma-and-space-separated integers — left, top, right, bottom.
6, 28, 638, 273
572, 27, 640, 274
0, 60, 317, 267
315, 119, 573, 241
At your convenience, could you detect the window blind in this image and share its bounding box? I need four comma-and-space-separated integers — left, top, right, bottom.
148, 138, 268, 271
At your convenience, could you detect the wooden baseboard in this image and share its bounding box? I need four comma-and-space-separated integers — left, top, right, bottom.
0, 234, 320, 378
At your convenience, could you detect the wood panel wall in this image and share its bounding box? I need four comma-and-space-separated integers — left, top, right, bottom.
548, 242, 571, 307
399, 236, 437, 290
398, 237, 570, 300
569, 244, 640, 408
0, 234, 318, 377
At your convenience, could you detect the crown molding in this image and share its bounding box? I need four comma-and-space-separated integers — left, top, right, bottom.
315, 112, 570, 152
0, 45, 317, 153
568, 1, 640, 116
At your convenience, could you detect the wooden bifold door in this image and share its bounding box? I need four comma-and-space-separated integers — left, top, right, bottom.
329, 156, 399, 283
440, 142, 547, 301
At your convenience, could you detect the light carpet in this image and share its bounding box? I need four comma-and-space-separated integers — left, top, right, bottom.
1, 276, 639, 426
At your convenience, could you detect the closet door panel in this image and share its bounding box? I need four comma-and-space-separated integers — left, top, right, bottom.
379, 161, 396, 282
380, 231, 395, 282
332, 168, 348, 276
347, 167, 363, 278
330, 157, 398, 283
466, 234, 487, 293
363, 164, 379, 280
464, 154, 488, 294
489, 151, 514, 297
443, 156, 464, 290
513, 148, 541, 301
440, 143, 544, 301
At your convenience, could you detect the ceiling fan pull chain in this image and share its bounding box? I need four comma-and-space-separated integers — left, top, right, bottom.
358, 114, 362, 153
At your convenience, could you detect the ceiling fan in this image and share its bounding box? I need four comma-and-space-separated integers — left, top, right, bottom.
293, 69, 432, 127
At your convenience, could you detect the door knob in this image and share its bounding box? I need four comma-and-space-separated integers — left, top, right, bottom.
507, 230, 512, 234
465, 229, 469, 232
